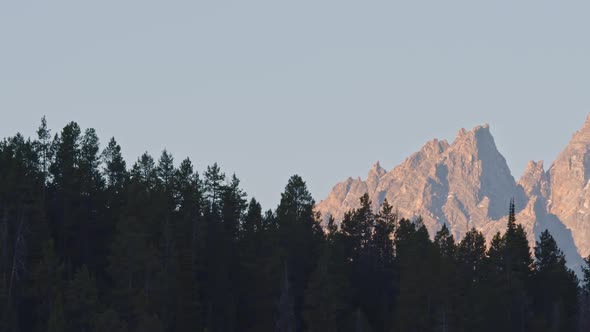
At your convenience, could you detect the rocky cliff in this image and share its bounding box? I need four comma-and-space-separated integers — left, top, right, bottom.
317, 119, 590, 271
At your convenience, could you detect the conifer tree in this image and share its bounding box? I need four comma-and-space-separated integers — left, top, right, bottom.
254, 209, 283, 332
48, 122, 82, 263
340, 191, 376, 328
341, 193, 374, 259
393, 218, 437, 331
174, 158, 202, 332
35, 116, 53, 181
304, 224, 352, 332
207, 172, 246, 332
531, 230, 578, 332
108, 154, 161, 327
102, 137, 127, 194
434, 224, 456, 259
275, 175, 323, 332
238, 198, 265, 331
433, 224, 458, 332
373, 199, 396, 265
456, 227, 487, 330
483, 231, 509, 332
154, 150, 179, 329
99, 137, 128, 277
203, 163, 225, 212
503, 199, 532, 332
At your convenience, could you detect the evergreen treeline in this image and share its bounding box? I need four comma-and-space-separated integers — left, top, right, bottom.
2, 118, 590, 332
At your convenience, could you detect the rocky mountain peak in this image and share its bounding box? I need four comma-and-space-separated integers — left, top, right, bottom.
564, 114, 590, 148
583, 113, 590, 130
421, 139, 450, 157
445, 124, 519, 220
368, 161, 386, 178
519, 161, 549, 198
318, 123, 518, 232
548, 113, 590, 257
454, 123, 490, 140
449, 123, 498, 162
317, 118, 589, 273
367, 161, 387, 193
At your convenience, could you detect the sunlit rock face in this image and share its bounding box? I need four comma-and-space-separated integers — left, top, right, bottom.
317, 118, 590, 273
549, 114, 590, 258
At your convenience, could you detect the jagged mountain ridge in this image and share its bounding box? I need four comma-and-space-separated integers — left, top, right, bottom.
316, 118, 590, 271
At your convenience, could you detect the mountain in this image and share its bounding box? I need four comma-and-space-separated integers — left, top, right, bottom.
316, 119, 588, 272
549, 115, 590, 259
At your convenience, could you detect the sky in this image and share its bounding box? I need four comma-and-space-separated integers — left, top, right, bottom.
1, 1, 590, 209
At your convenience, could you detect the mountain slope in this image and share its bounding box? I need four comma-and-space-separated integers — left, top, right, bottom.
549, 114, 590, 258
317, 120, 588, 272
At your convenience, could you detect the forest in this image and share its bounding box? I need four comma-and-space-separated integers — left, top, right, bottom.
2, 118, 590, 332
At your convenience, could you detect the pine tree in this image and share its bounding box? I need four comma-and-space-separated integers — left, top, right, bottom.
0, 134, 43, 331
483, 231, 509, 332
48, 122, 82, 263
102, 137, 127, 200
341, 193, 374, 259
47, 123, 106, 273
373, 199, 396, 265
174, 158, 202, 332
487, 232, 506, 275
531, 230, 578, 332
456, 227, 487, 330
237, 198, 265, 331
203, 163, 225, 212
77, 128, 106, 273
457, 228, 486, 284
199, 163, 228, 331
206, 172, 246, 332
108, 154, 161, 327
340, 191, 376, 329
483, 200, 533, 332
503, 200, 532, 332
393, 218, 437, 331
434, 224, 456, 259
303, 228, 352, 332
131, 153, 159, 189
35, 116, 53, 182
153, 150, 179, 330
100, 137, 128, 278
275, 175, 323, 332
365, 198, 397, 331
253, 209, 283, 332
434, 224, 458, 332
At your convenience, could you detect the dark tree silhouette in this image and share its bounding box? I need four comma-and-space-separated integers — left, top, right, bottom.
1, 118, 588, 332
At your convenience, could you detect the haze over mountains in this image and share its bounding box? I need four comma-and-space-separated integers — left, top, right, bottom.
317, 115, 590, 272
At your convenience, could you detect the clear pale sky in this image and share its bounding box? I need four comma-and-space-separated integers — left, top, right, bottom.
1, 1, 589, 209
